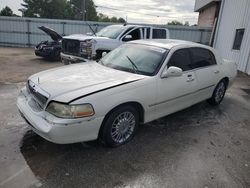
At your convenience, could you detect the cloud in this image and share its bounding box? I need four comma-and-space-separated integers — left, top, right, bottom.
0, 0, 198, 25
94, 0, 198, 24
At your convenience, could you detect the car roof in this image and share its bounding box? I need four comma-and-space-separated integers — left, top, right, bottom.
129, 39, 213, 50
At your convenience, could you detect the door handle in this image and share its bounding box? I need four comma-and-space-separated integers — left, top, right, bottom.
214, 70, 220, 74
187, 74, 194, 82
187, 78, 194, 82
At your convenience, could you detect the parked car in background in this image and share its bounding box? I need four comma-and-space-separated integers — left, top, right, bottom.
61, 24, 170, 64
17, 39, 237, 147
35, 26, 62, 60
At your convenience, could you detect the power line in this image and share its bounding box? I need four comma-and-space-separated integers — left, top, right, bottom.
95, 5, 197, 19
96, 5, 161, 17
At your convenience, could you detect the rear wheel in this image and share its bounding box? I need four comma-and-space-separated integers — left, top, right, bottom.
207, 80, 227, 105
100, 105, 139, 147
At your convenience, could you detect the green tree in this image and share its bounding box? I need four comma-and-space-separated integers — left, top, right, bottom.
118, 17, 125, 23
98, 13, 110, 22
70, 0, 98, 21
21, 0, 74, 19
98, 13, 125, 23
110, 16, 118, 22
167, 20, 183, 26
0, 6, 14, 16
184, 21, 190, 26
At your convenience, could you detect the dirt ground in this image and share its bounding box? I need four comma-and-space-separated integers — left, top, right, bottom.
0, 47, 250, 188
0, 47, 61, 83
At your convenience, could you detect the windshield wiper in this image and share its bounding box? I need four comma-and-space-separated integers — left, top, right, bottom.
126, 56, 138, 73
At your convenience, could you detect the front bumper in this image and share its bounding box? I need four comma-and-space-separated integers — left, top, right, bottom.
60, 52, 88, 65
17, 88, 104, 144
35, 48, 52, 57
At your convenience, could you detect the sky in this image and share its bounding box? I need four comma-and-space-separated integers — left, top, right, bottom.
0, 0, 198, 25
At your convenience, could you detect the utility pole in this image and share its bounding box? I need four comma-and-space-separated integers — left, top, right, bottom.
82, 0, 87, 21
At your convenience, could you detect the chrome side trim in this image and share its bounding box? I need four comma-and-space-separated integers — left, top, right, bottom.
149, 84, 215, 107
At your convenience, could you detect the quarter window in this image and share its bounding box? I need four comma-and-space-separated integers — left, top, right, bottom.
232, 28, 245, 50
152, 29, 166, 39
168, 49, 191, 71
189, 48, 216, 69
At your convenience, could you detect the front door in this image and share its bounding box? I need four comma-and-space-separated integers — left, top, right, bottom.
152, 48, 198, 119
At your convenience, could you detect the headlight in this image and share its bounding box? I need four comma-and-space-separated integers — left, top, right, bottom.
46, 102, 94, 118
80, 40, 95, 59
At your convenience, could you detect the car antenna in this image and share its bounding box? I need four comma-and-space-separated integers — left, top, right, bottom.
86, 21, 96, 36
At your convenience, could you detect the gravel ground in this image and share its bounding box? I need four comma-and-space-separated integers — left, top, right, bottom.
0, 47, 250, 188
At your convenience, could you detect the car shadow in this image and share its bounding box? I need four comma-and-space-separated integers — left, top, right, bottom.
19, 101, 227, 187
31, 57, 61, 63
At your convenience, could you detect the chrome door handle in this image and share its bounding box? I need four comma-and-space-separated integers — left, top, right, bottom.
187, 78, 194, 82
214, 70, 220, 74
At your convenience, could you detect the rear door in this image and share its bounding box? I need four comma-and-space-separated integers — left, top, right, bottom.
189, 47, 221, 100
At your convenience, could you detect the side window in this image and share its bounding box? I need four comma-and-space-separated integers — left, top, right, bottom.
189, 48, 216, 69
122, 28, 141, 42
232, 28, 245, 50
153, 29, 166, 39
168, 49, 191, 71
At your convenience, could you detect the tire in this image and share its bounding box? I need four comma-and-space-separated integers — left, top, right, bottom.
100, 105, 139, 147
53, 50, 61, 61
207, 80, 227, 105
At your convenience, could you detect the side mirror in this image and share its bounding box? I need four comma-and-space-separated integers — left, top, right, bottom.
123, 35, 133, 42
102, 51, 107, 57
162, 66, 183, 78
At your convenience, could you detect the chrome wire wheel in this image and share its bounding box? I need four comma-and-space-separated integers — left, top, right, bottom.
111, 111, 136, 144
215, 82, 226, 103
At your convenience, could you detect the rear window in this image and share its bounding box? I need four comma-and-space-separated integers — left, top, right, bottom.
189, 48, 217, 69
152, 29, 167, 39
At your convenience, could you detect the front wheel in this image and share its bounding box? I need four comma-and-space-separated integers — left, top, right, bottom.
100, 105, 139, 147
207, 80, 227, 105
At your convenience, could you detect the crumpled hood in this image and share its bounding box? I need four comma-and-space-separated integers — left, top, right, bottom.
29, 62, 146, 103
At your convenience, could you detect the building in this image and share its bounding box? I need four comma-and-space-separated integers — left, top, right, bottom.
194, 0, 221, 27
195, 0, 250, 75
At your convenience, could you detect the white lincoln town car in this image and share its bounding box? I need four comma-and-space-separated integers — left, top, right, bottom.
17, 39, 237, 147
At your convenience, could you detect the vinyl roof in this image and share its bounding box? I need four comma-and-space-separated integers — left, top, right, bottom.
129, 39, 209, 49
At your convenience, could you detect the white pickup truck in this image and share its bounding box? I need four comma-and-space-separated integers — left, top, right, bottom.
61, 24, 170, 64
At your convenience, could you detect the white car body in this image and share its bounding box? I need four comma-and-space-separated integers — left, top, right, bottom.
61, 25, 170, 64
17, 39, 237, 144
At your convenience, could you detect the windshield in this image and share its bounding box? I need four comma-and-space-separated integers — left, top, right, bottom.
96, 25, 125, 39
98, 44, 168, 76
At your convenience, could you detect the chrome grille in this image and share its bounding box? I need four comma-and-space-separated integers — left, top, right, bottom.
28, 98, 43, 112
27, 81, 48, 107
62, 39, 80, 56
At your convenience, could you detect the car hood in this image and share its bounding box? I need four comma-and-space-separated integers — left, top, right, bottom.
29, 62, 146, 103
63, 34, 110, 41
39, 26, 62, 41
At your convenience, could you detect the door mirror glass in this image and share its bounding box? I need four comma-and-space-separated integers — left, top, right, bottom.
123, 35, 133, 42
102, 51, 107, 57
162, 66, 183, 78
